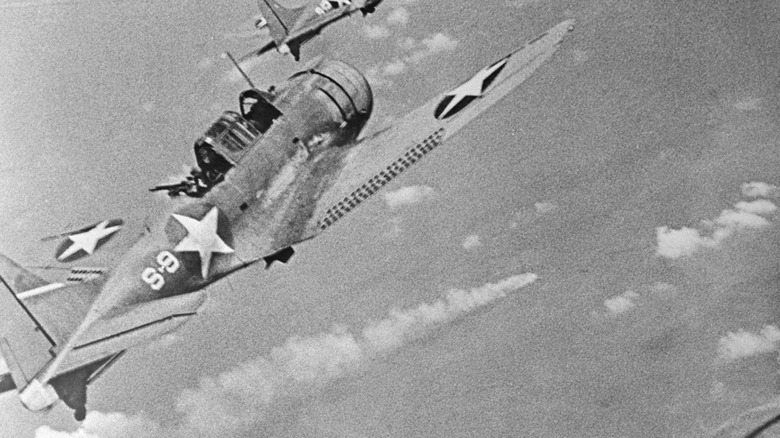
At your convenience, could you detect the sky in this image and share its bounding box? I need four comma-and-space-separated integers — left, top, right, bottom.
1, 0, 780, 437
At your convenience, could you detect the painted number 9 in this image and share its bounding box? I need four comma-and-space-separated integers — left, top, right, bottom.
141, 251, 180, 290
141, 267, 164, 290
157, 250, 180, 273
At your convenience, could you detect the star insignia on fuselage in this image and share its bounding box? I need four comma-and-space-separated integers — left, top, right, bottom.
433, 55, 510, 120
56, 220, 123, 261
171, 207, 234, 279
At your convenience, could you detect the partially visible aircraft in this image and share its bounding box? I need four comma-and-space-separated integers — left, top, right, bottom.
242, 0, 384, 61
0, 20, 574, 420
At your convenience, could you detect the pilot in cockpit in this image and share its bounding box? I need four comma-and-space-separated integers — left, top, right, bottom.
241, 89, 282, 134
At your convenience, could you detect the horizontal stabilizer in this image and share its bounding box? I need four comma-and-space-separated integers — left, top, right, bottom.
0, 253, 48, 292
0, 255, 56, 389
0, 372, 16, 393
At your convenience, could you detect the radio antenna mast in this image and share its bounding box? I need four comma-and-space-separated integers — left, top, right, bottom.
222, 52, 256, 90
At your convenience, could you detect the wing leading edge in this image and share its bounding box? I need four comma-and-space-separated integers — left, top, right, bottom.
305, 20, 575, 234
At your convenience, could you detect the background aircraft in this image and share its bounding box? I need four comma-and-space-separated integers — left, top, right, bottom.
0, 21, 574, 421
242, 0, 384, 61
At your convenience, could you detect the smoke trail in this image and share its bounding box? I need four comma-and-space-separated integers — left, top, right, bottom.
35, 273, 537, 437
177, 273, 538, 436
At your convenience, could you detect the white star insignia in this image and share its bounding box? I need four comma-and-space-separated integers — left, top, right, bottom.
172, 207, 234, 279
436, 57, 509, 119
58, 220, 122, 261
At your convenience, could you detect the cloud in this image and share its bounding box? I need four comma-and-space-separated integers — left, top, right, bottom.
405, 33, 458, 64
177, 274, 538, 434
462, 234, 481, 250
506, 0, 542, 7
35, 411, 163, 438
383, 185, 435, 208
382, 59, 407, 76
603, 290, 639, 315
592, 282, 677, 321
717, 325, 780, 363
386, 7, 410, 26
37, 274, 538, 438
534, 200, 558, 214
0, 0, 79, 8
733, 97, 764, 111
731, 200, 777, 216
656, 198, 777, 259
741, 181, 779, 198
366, 32, 459, 86
363, 24, 390, 39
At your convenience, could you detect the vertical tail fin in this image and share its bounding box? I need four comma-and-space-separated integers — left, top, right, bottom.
256, 0, 307, 42
0, 254, 56, 389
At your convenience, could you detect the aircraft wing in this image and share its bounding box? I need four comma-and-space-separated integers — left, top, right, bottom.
37, 215, 153, 274
304, 20, 575, 235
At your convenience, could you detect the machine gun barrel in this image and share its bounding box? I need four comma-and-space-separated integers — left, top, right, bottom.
149, 182, 189, 193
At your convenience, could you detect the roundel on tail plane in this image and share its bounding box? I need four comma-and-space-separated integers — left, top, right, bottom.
433, 55, 510, 120
55, 219, 124, 262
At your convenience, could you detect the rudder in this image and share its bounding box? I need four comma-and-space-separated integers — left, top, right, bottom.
256, 0, 307, 42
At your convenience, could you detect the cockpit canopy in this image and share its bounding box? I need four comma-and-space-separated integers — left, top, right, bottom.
152, 90, 283, 198
197, 90, 282, 167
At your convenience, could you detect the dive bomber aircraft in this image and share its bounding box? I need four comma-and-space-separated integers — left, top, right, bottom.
243, 0, 384, 61
0, 20, 574, 420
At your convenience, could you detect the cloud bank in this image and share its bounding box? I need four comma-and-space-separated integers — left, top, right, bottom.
38, 274, 538, 438
656, 195, 777, 259
741, 182, 779, 198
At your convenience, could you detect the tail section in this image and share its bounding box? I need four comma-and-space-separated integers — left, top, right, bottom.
0, 253, 106, 417
256, 0, 306, 43
0, 254, 57, 392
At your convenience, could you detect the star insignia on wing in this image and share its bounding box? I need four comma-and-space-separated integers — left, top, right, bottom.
172, 207, 234, 279
57, 220, 123, 261
434, 55, 510, 120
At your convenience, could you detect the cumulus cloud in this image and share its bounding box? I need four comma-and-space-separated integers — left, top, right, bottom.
181, 274, 538, 433
37, 274, 538, 437
462, 234, 481, 250
405, 33, 458, 64
604, 290, 639, 315
534, 200, 558, 214
717, 325, 780, 363
363, 24, 390, 39
382, 59, 407, 76
742, 182, 779, 198
366, 32, 459, 86
386, 7, 410, 26
35, 411, 163, 438
733, 97, 763, 111
656, 198, 777, 259
384, 185, 435, 208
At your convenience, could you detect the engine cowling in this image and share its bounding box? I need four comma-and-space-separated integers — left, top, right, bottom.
281, 58, 373, 145
308, 58, 373, 123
